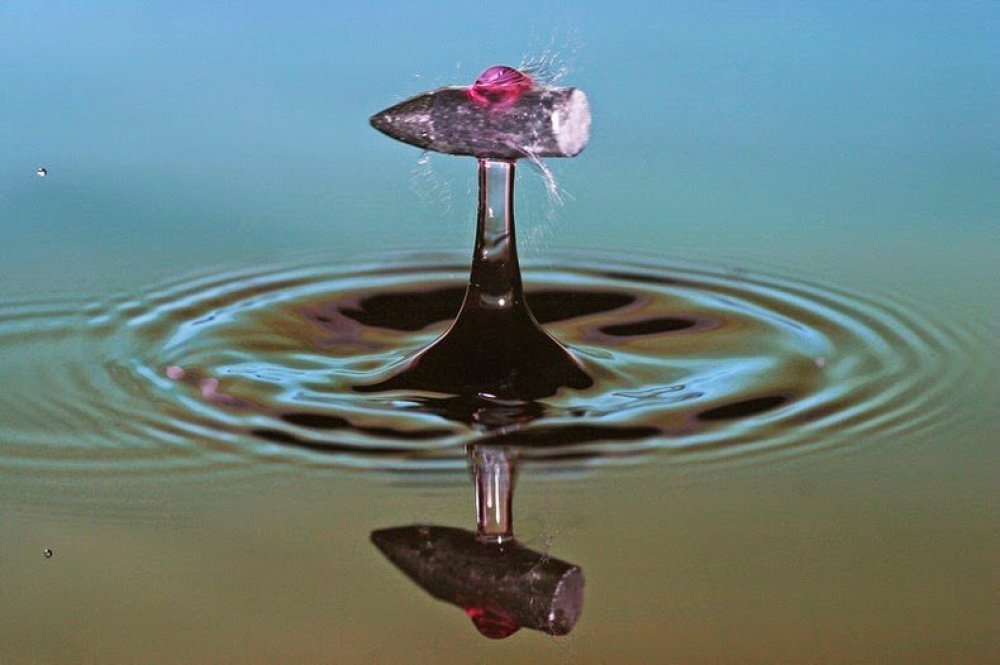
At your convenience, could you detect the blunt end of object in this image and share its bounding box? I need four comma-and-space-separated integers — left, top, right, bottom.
546, 566, 585, 635
553, 89, 591, 158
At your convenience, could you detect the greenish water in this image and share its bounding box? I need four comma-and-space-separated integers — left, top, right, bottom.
1, 2, 997, 663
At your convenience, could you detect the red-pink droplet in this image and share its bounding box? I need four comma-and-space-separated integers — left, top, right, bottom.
468, 65, 533, 107
166, 365, 185, 380
199, 377, 220, 399
464, 606, 521, 639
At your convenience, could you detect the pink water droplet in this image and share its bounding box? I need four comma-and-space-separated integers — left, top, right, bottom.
814, 356, 827, 368
468, 65, 533, 107
196, 376, 245, 407
166, 365, 185, 380
199, 377, 220, 399
464, 606, 521, 639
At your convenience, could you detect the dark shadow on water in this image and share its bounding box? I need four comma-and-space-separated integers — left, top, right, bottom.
336, 287, 635, 332
600, 317, 697, 336
698, 395, 788, 421
276, 412, 453, 439
476, 423, 661, 447
249, 428, 417, 456
351, 301, 596, 400
397, 395, 548, 429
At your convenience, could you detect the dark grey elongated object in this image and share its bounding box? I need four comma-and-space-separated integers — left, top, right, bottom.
370, 86, 591, 160
371, 525, 584, 637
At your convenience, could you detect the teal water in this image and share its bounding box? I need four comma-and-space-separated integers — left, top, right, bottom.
1, 2, 997, 662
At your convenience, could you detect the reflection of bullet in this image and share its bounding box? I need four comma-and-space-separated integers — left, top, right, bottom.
371, 525, 584, 638
370, 86, 591, 160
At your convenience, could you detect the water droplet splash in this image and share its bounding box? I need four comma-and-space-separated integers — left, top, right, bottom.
465, 606, 521, 639
354, 159, 589, 400
468, 65, 533, 107
517, 29, 581, 86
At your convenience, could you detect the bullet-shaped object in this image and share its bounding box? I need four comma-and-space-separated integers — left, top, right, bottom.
370, 86, 591, 160
371, 525, 584, 638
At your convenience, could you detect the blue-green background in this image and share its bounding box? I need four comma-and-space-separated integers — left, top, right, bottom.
2, 2, 996, 298
1, 3, 997, 663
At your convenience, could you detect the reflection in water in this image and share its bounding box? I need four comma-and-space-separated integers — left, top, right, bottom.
372, 445, 584, 639
472, 446, 516, 544
371, 525, 584, 639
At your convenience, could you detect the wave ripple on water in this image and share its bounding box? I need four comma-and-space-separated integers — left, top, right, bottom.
0, 250, 984, 480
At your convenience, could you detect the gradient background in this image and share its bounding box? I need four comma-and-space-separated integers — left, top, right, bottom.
1, 2, 997, 663
3, 2, 996, 295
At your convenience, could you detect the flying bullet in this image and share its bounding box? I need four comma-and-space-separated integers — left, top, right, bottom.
370, 66, 591, 160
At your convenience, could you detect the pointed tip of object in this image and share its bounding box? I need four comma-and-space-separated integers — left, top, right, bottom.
369, 94, 435, 149
369, 109, 402, 138
370, 525, 441, 570
369, 111, 390, 135
369, 526, 407, 556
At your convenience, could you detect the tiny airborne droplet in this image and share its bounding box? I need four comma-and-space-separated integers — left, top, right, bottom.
43, 548, 53, 558
35, 167, 48, 178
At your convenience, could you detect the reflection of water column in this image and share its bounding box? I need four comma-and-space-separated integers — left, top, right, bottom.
371, 440, 585, 639
372, 442, 583, 639
472, 445, 515, 544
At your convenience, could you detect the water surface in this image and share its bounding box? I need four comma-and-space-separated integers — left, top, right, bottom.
1, 2, 997, 663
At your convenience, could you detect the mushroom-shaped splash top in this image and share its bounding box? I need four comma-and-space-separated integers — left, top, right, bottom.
370, 65, 591, 160
360, 66, 594, 400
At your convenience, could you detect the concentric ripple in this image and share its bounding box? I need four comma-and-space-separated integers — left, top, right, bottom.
0, 250, 981, 476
